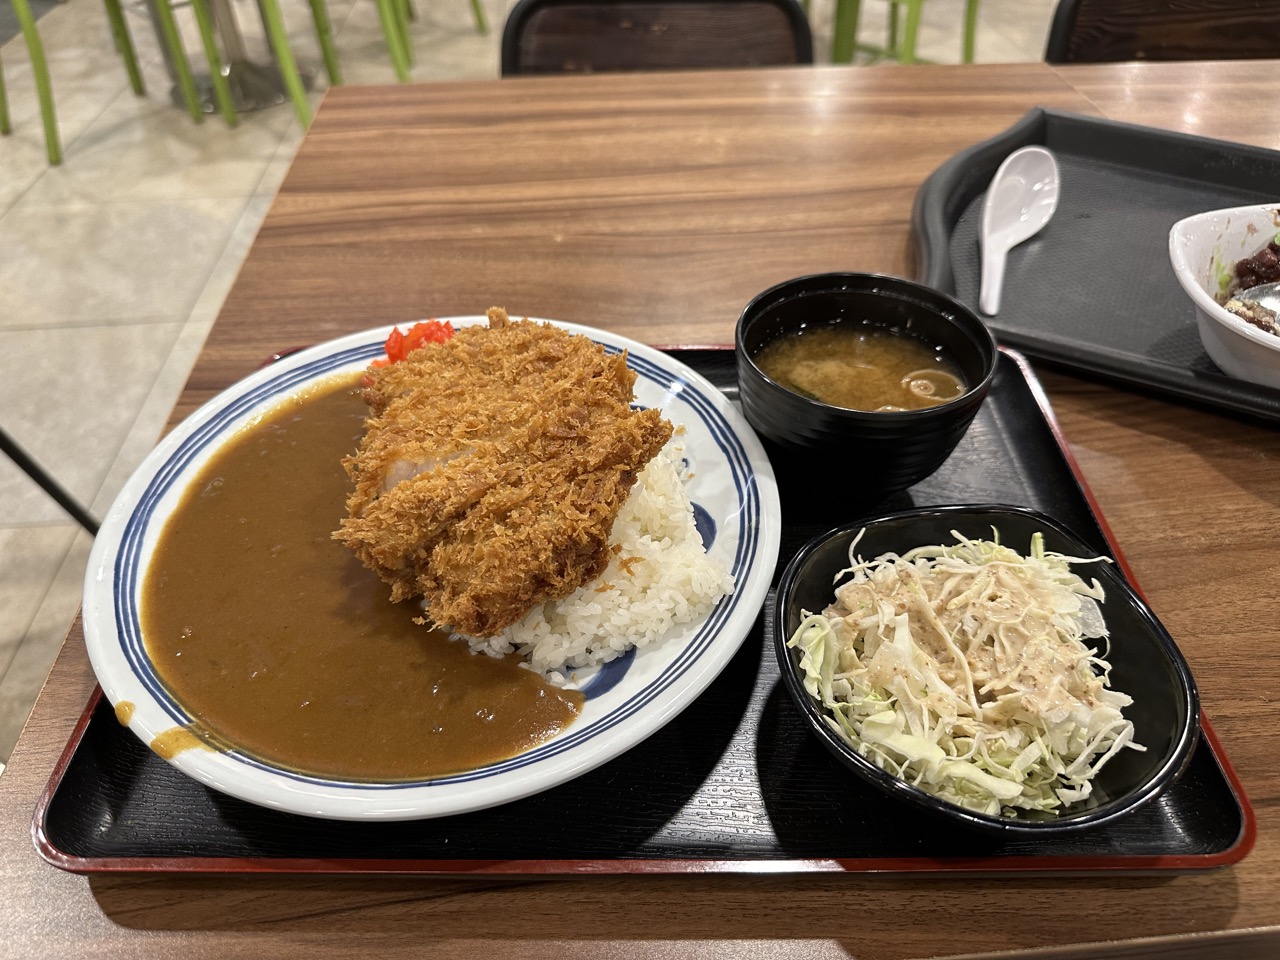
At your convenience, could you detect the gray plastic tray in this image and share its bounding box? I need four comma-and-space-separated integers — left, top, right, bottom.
913, 108, 1280, 422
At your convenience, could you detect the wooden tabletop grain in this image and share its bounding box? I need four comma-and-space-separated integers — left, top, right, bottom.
4, 60, 1280, 960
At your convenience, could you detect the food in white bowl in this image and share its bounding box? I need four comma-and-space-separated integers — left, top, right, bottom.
1220, 231, 1280, 301
1219, 235, 1280, 333
1169, 203, 1280, 389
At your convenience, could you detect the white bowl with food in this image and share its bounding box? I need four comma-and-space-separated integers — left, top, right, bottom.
84, 312, 781, 821
1169, 203, 1280, 389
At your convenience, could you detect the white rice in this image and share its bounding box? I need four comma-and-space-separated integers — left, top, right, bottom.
459, 442, 735, 681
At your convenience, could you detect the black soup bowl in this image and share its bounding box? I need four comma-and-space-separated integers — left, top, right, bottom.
736, 273, 997, 508
773, 504, 1201, 837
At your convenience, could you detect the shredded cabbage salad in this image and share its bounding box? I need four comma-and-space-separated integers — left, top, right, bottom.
789, 528, 1144, 817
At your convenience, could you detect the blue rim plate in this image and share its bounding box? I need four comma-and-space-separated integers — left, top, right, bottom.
83, 318, 781, 821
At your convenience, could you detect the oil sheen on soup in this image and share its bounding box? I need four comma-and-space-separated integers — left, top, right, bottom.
754, 325, 965, 412
141, 374, 582, 781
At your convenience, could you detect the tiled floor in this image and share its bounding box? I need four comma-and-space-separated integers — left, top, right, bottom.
0, 0, 1058, 770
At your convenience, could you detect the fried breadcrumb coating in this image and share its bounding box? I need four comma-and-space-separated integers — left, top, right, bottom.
334, 308, 672, 637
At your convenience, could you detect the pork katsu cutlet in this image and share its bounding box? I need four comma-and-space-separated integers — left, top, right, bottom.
334, 308, 673, 638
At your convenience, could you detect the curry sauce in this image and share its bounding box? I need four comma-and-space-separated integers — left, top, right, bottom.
141, 373, 582, 781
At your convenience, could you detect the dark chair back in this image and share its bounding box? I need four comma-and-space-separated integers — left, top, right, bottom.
501, 0, 813, 75
1045, 0, 1280, 63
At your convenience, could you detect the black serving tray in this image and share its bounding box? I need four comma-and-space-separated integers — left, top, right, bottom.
34, 349, 1254, 875
913, 108, 1280, 423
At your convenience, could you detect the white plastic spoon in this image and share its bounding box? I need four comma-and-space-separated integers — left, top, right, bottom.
978, 146, 1060, 316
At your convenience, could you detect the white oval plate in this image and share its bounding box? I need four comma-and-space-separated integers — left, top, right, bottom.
84, 318, 781, 821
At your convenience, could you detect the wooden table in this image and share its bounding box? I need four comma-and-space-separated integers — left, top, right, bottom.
5, 60, 1280, 960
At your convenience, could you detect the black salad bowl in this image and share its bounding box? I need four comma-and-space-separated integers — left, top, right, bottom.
773, 504, 1202, 837
735, 273, 997, 510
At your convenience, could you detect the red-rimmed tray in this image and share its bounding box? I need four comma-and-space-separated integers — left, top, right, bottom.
33, 348, 1255, 875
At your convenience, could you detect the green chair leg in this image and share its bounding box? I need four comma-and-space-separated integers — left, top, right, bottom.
150, 0, 205, 123
394, 0, 415, 67
308, 0, 343, 86
831, 0, 862, 63
388, 0, 414, 66
11, 0, 61, 164
190, 0, 238, 126
258, 0, 313, 127
897, 0, 923, 63
0, 53, 11, 136
962, 0, 980, 62
102, 0, 146, 95
468, 0, 489, 35
373, 0, 412, 82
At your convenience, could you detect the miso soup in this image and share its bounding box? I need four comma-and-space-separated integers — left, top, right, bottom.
754, 325, 965, 412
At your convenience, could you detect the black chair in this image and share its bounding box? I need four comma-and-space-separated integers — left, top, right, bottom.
1045, 0, 1280, 63
501, 0, 813, 75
